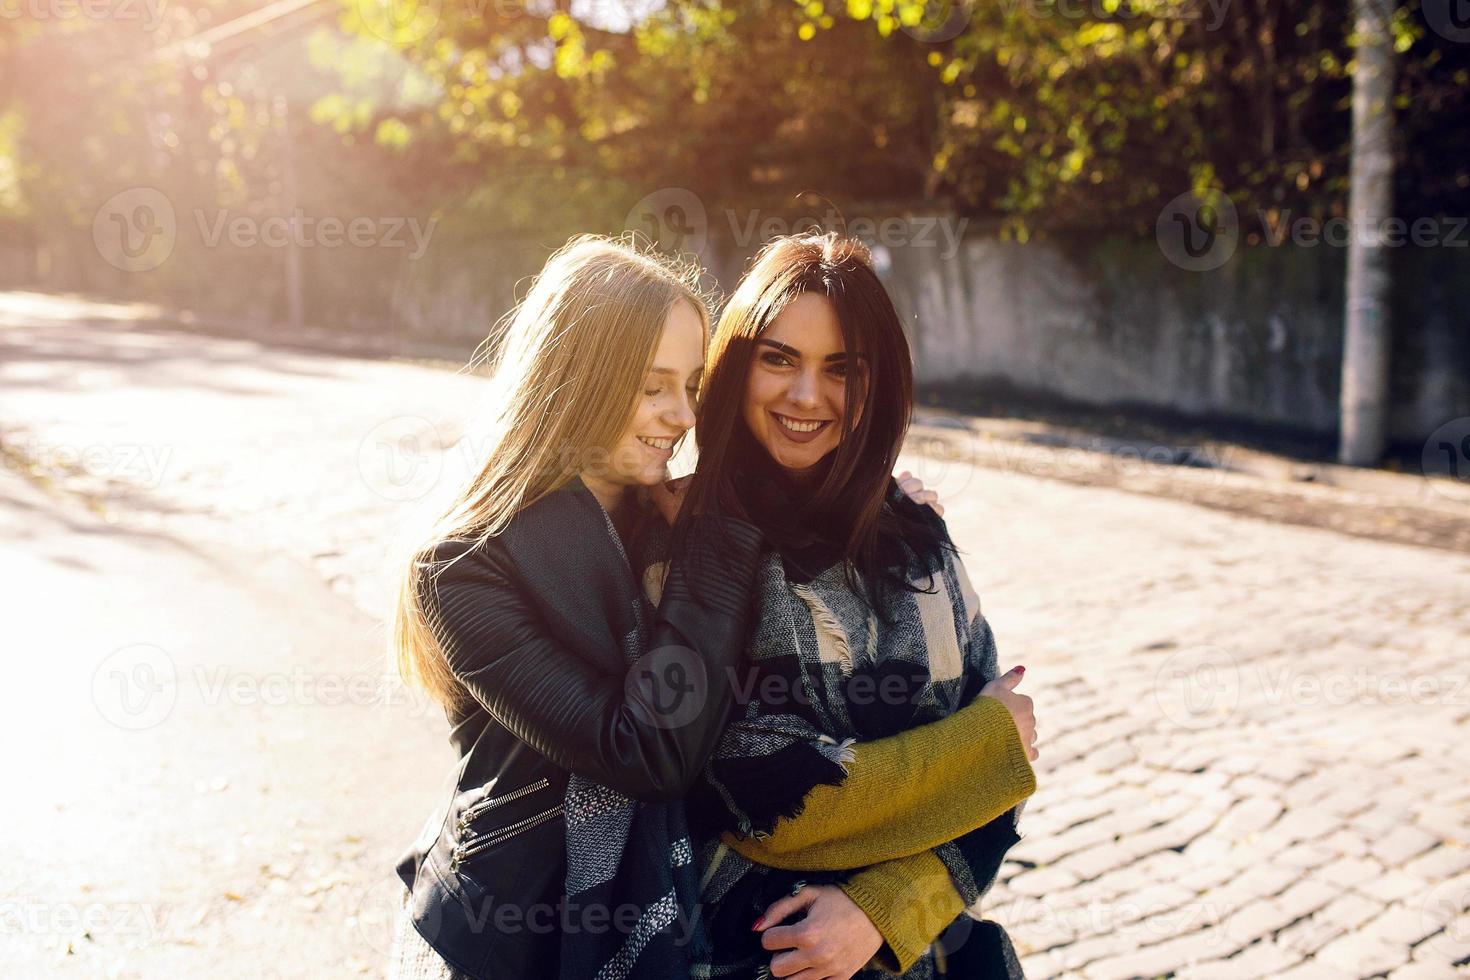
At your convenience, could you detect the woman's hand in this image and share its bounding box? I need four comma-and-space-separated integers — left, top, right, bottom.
980, 666, 1038, 761
755, 883, 883, 979
896, 470, 943, 517
648, 475, 692, 525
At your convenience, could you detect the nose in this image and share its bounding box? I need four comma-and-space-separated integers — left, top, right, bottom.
787, 367, 821, 409
665, 386, 697, 431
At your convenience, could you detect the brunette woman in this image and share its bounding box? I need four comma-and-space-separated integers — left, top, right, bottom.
665, 233, 1040, 979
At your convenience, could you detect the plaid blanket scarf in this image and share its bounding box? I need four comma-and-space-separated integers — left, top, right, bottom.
635, 483, 1025, 979
555, 496, 711, 980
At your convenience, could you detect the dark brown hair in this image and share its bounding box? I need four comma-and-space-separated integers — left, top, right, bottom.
684, 232, 944, 604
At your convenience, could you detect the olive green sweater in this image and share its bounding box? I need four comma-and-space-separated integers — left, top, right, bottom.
729, 693, 1037, 972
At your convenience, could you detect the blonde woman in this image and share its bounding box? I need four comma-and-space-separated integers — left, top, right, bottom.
386, 235, 770, 979
388, 235, 991, 980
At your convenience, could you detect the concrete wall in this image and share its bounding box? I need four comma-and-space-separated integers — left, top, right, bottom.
871, 220, 1470, 444
12, 213, 1467, 445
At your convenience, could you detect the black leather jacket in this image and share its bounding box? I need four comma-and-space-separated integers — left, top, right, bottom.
394, 480, 763, 978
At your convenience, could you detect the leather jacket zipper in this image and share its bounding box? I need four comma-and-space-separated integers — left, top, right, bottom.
456, 776, 551, 832
450, 803, 564, 873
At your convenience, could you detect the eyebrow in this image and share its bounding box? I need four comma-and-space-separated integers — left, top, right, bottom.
649, 366, 703, 377
756, 339, 863, 363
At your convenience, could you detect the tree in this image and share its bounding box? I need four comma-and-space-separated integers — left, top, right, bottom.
1338, 0, 1395, 465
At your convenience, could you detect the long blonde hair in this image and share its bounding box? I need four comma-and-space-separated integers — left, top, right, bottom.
392, 234, 709, 707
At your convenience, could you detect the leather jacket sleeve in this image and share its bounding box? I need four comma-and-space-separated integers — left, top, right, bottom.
425, 516, 763, 803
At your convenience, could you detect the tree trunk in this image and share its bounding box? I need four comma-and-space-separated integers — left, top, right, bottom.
1338, 0, 1396, 465
278, 95, 305, 333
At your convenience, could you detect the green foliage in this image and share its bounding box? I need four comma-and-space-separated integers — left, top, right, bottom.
1, 0, 1464, 269
319, 0, 1465, 240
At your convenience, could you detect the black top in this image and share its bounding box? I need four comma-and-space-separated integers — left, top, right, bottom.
394, 478, 763, 978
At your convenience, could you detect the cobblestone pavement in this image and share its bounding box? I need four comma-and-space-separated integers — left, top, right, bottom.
926, 464, 1470, 979
3, 294, 1468, 978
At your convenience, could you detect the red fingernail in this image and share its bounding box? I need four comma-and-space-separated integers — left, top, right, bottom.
752, 916, 765, 931
1015, 666, 1025, 675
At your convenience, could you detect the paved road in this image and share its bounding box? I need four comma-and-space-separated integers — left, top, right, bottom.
3, 293, 1467, 978
0, 463, 453, 977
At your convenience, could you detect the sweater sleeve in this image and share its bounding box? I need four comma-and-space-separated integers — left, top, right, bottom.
839, 851, 969, 974
721, 694, 1035, 869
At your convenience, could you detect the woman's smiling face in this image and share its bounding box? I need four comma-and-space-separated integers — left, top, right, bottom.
742, 292, 865, 474
584, 298, 704, 499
